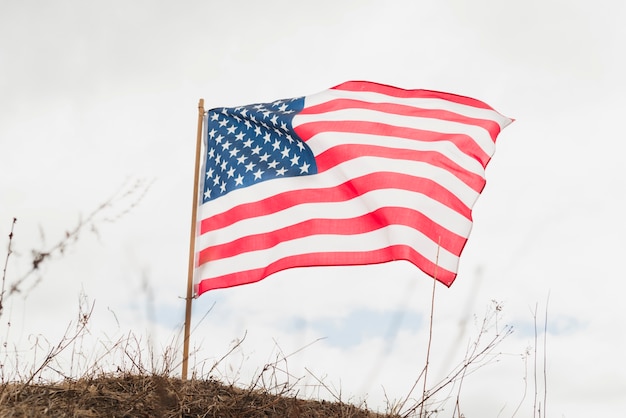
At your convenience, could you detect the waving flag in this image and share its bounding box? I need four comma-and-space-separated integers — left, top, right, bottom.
194, 81, 511, 296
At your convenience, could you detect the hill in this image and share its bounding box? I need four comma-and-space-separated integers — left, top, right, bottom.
0, 374, 399, 418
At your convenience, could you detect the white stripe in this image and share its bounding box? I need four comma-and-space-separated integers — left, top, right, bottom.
197, 187, 471, 249
195, 224, 460, 279
293, 108, 495, 158
305, 131, 485, 177
200, 156, 479, 219
306, 88, 512, 129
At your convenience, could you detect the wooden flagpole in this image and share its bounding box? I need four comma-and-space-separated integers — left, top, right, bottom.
182, 98, 205, 381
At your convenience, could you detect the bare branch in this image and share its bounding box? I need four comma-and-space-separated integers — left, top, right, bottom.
0, 217, 17, 316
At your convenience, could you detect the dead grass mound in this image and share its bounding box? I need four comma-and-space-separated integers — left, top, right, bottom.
0, 374, 398, 418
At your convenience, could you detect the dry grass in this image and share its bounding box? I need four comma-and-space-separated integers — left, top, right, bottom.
0, 374, 396, 418
1, 203, 400, 417
1, 189, 534, 417
0, 300, 513, 418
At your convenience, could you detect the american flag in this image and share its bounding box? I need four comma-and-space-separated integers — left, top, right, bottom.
194, 81, 512, 296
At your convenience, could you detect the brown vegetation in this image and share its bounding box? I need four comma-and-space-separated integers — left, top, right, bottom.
2, 187, 546, 417
0, 374, 396, 418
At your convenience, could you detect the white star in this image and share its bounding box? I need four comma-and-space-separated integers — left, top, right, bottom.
272, 139, 281, 151
245, 161, 256, 172
235, 132, 245, 141
235, 174, 244, 186
259, 152, 270, 162
264, 132, 272, 143
214, 134, 224, 144
243, 138, 254, 148
221, 140, 231, 150
254, 126, 262, 136
268, 160, 279, 169
210, 112, 219, 121
213, 174, 221, 186
253, 168, 264, 180
204, 189, 212, 199
227, 167, 236, 178
220, 160, 228, 171
226, 125, 236, 134
251, 145, 262, 155
300, 162, 310, 174
290, 155, 300, 166
270, 114, 278, 125
209, 128, 217, 138
218, 119, 228, 127
276, 167, 287, 176
236, 155, 247, 165
220, 181, 227, 193
229, 148, 240, 158
206, 167, 214, 179
281, 147, 290, 159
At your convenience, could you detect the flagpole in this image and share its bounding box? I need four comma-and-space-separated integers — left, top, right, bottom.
182, 98, 205, 381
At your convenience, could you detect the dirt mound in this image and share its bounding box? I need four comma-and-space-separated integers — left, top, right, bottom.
0, 374, 398, 418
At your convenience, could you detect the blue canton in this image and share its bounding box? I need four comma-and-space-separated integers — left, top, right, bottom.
203, 97, 317, 203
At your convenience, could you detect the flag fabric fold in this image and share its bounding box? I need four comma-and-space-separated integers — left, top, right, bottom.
194, 81, 512, 296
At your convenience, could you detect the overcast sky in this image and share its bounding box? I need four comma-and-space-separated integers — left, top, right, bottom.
1, 1, 625, 416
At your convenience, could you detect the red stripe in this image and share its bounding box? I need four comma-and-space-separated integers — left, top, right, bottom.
198, 206, 467, 266
195, 245, 457, 295
315, 144, 485, 192
331, 81, 496, 110
294, 121, 491, 167
200, 172, 471, 234
298, 98, 502, 141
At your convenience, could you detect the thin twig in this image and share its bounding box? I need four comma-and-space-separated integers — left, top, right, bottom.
453, 339, 472, 417
396, 366, 426, 414
533, 303, 538, 418
249, 337, 325, 397
402, 303, 513, 418
420, 276, 437, 418
419, 238, 440, 418
305, 367, 342, 403
543, 292, 550, 418
511, 348, 529, 418
9, 179, 151, 297
20, 301, 95, 390
206, 330, 247, 378
0, 217, 17, 317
